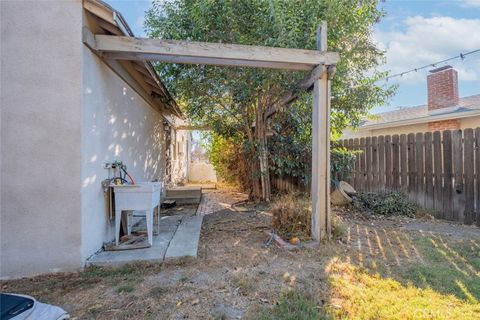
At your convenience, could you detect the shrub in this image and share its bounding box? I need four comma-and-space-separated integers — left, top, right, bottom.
330, 146, 357, 184
353, 190, 417, 217
271, 193, 311, 241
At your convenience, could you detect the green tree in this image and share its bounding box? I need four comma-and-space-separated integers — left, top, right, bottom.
145, 0, 395, 199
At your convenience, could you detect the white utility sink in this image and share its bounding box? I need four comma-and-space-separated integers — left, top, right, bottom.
112, 182, 162, 246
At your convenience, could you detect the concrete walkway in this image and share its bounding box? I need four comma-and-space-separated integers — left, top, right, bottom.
86, 215, 203, 267
196, 190, 248, 216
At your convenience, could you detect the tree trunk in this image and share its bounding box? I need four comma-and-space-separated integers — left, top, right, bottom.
245, 119, 262, 200
255, 100, 271, 201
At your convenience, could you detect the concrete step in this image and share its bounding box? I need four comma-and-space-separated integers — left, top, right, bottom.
164, 215, 203, 260
187, 183, 216, 190
166, 186, 202, 204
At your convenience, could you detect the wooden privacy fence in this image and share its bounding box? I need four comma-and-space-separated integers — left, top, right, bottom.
341, 128, 480, 225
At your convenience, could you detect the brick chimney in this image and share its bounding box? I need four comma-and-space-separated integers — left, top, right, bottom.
427, 65, 459, 112
427, 65, 460, 131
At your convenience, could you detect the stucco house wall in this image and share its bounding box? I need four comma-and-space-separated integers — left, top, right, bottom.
81, 34, 167, 261
1, 1, 179, 279
1, 1, 84, 278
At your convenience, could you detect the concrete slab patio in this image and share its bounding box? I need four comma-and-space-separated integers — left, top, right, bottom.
86, 215, 203, 267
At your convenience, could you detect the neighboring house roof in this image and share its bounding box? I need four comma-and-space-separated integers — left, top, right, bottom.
359, 94, 480, 130
83, 0, 183, 119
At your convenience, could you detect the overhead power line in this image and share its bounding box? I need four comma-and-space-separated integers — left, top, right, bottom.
382, 48, 480, 82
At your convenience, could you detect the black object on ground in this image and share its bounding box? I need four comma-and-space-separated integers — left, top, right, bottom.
161, 200, 177, 209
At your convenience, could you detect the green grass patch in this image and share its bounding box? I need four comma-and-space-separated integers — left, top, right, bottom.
116, 283, 135, 294
82, 262, 160, 284
398, 236, 480, 303
251, 290, 331, 320
328, 261, 480, 320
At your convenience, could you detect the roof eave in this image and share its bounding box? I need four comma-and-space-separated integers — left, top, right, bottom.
357, 109, 480, 131
84, 0, 183, 119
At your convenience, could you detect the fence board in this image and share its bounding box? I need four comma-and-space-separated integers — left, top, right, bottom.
476, 128, 480, 226
385, 135, 392, 189
291, 127, 480, 225
443, 130, 453, 220
433, 131, 443, 217
366, 137, 372, 192
452, 129, 464, 222
392, 135, 400, 190
400, 134, 408, 188
360, 137, 366, 191
424, 132, 434, 209
347, 139, 354, 184
407, 133, 416, 201
464, 128, 474, 225
416, 133, 425, 206
372, 136, 378, 191
378, 136, 385, 190
353, 138, 360, 189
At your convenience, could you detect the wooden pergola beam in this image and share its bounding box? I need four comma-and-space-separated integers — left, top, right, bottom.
176, 125, 211, 130
87, 31, 340, 71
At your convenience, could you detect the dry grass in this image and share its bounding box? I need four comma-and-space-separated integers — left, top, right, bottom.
271, 193, 312, 241
2, 190, 479, 319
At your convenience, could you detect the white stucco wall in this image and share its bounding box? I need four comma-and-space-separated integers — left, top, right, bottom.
460, 116, 480, 130
169, 124, 190, 185
188, 162, 218, 182
80, 31, 167, 260
1, 1, 83, 279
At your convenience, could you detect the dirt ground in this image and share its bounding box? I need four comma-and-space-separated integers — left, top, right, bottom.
2, 189, 479, 319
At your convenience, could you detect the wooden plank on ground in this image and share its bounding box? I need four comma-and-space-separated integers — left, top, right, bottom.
407, 133, 416, 201
443, 130, 454, 220
400, 134, 408, 189
365, 137, 372, 192
415, 132, 425, 207
385, 135, 392, 189
424, 132, 434, 209
392, 135, 400, 190
475, 128, 480, 226
372, 136, 378, 191
452, 129, 464, 222
378, 136, 385, 190
463, 128, 474, 225
432, 131, 443, 217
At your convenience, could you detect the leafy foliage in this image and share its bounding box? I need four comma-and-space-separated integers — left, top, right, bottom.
203, 133, 249, 187
354, 190, 417, 217
330, 146, 357, 184
144, 0, 396, 192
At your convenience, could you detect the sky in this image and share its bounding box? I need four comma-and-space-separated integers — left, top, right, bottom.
106, 0, 480, 114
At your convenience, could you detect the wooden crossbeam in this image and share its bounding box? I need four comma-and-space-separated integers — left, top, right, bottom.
85, 30, 340, 71
176, 125, 211, 130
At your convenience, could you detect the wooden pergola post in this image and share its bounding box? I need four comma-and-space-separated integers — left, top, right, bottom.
311, 22, 332, 241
